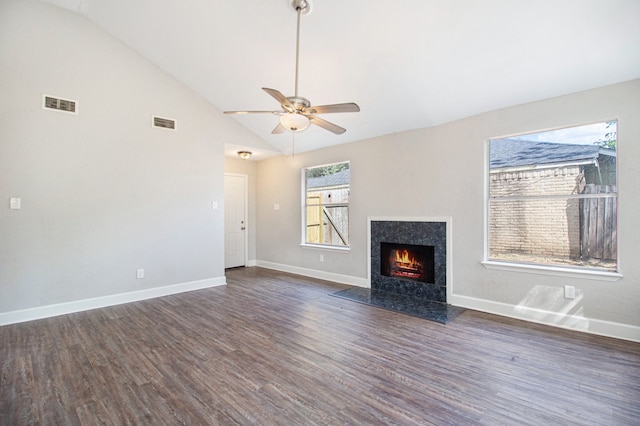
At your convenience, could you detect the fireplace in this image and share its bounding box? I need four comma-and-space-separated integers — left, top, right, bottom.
332, 216, 462, 324
380, 242, 435, 284
369, 218, 450, 303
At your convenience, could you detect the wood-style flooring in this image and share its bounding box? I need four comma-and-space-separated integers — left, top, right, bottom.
1, 267, 639, 425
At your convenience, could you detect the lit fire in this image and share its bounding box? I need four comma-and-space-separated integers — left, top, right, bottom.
395, 249, 419, 268
382, 245, 429, 282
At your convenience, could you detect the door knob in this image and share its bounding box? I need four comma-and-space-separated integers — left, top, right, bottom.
240, 226, 246, 230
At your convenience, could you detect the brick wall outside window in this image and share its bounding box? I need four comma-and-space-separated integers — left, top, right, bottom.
489, 165, 581, 260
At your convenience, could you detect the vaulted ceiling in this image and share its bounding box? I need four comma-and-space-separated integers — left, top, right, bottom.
40, 0, 640, 157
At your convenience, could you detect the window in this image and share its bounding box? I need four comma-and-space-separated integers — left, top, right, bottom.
303, 162, 350, 247
488, 121, 617, 272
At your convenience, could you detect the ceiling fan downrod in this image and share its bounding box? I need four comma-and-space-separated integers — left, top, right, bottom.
291, 0, 311, 98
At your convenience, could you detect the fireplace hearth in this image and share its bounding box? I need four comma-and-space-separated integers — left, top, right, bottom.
331, 217, 464, 323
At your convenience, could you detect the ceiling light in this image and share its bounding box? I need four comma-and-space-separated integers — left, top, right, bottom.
280, 113, 310, 132
237, 151, 252, 160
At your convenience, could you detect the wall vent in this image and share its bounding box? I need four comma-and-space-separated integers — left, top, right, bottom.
43, 95, 77, 114
152, 116, 176, 130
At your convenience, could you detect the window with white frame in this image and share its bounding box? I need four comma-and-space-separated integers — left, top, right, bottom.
487, 121, 618, 272
303, 162, 350, 247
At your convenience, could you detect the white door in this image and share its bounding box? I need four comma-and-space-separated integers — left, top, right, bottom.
224, 174, 247, 268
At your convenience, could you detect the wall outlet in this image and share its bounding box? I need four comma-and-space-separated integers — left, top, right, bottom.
273, 203, 280, 211
137, 269, 144, 279
564, 285, 575, 299
319, 254, 324, 262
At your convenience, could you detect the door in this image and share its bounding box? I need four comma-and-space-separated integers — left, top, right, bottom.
224, 174, 247, 268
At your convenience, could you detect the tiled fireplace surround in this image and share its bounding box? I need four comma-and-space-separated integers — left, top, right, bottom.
331, 217, 462, 323
369, 218, 448, 302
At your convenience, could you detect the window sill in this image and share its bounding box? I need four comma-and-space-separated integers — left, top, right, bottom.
300, 243, 350, 252
481, 260, 622, 282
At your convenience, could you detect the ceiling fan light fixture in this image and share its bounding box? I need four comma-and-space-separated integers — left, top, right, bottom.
280, 112, 310, 132
223, 0, 359, 136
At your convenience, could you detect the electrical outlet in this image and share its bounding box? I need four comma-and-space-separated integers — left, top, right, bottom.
320, 254, 324, 262
137, 269, 144, 279
564, 285, 575, 299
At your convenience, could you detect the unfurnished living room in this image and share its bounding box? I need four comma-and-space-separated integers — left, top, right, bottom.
1, 0, 639, 424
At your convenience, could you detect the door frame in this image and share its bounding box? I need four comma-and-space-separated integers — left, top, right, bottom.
224, 173, 249, 268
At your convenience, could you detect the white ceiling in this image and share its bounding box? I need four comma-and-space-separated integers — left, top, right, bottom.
41, 0, 640, 157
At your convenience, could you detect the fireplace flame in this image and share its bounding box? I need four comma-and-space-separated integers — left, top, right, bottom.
381, 243, 432, 283
395, 249, 418, 267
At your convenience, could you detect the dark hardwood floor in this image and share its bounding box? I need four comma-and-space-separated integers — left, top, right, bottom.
2, 267, 639, 425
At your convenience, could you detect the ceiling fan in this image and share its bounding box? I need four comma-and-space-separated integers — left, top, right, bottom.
224, 0, 360, 135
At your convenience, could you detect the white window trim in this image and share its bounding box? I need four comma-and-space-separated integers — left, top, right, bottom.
481, 260, 622, 281
483, 121, 620, 278
299, 243, 351, 252
301, 161, 350, 249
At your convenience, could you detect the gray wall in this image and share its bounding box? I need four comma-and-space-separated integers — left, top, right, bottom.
0, 0, 263, 315
255, 79, 640, 340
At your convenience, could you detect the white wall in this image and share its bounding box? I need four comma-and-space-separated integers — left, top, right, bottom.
256, 79, 640, 341
0, 0, 264, 321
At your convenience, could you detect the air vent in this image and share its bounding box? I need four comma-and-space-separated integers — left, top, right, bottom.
153, 116, 176, 130
43, 95, 77, 113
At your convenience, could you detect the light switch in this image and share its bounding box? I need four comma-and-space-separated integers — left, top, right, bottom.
10, 197, 21, 210
212, 201, 218, 210
273, 204, 280, 211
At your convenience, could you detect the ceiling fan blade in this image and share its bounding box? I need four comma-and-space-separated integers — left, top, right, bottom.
309, 116, 346, 135
262, 88, 293, 109
223, 110, 281, 115
271, 122, 287, 134
307, 103, 360, 114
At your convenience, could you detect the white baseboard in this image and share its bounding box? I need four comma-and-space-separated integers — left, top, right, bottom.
246, 259, 257, 267
449, 294, 640, 343
255, 261, 370, 288
13, 269, 634, 343
0, 276, 226, 326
